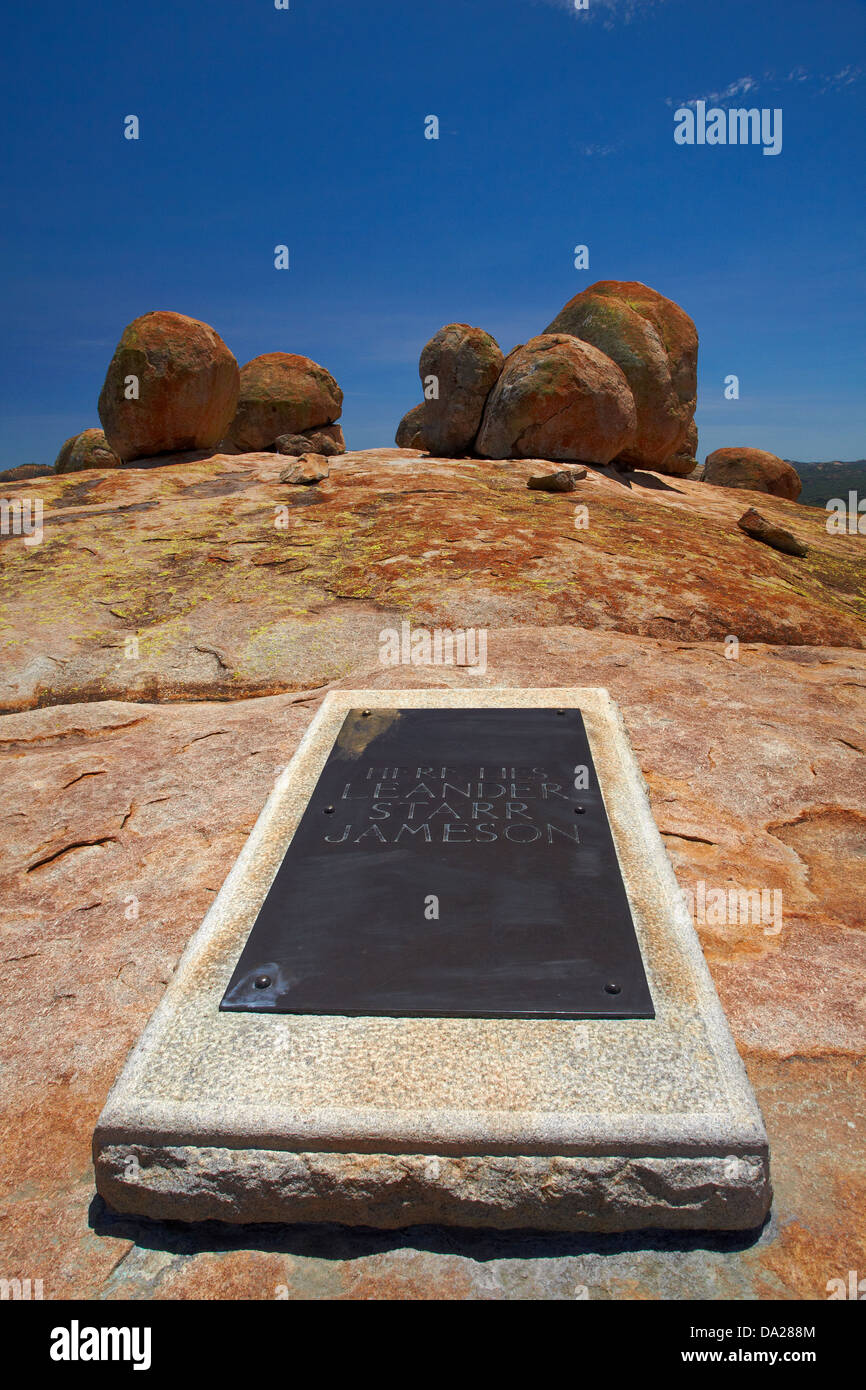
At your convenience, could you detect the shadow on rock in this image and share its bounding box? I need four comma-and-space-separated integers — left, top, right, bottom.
89, 1194, 771, 1265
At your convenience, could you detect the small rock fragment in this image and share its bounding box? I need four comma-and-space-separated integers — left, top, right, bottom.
279, 453, 330, 486
737, 507, 807, 556
527, 468, 587, 493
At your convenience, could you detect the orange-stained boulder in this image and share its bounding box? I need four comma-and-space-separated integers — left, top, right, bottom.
418, 324, 504, 455
705, 447, 802, 500
54, 428, 121, 474
475, 334, 636, 465
544, 280, 697, 470
395, 403, 428, 450
227, 353, 342, 452
98, 311, 239, 463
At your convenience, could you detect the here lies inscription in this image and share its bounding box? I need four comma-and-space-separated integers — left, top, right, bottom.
220, 707, 655, 1019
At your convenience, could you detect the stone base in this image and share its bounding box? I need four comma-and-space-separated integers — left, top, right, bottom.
93, 688, 772, 1231
96, 1145, 770, 1232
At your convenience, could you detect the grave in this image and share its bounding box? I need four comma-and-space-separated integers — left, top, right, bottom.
93, 688, 771, 1231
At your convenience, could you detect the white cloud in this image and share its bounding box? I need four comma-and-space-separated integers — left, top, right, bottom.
667, 66, 862, 108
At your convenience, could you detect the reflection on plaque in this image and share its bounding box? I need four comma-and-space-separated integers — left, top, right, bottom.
220, 707, 654, 1019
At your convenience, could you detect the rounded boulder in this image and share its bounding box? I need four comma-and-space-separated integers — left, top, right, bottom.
395, 403, 429, 450
418, 324, 504, 455
227, 353, 343, 452
54, 429, 122, 474
704, 448, 802, 500
544, 280, 697, 469
98, 311, 240, 463
475, 334, 637, 465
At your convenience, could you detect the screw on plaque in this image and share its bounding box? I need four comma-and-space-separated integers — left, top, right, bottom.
574, 805, 586, 814
254, 975, 272, 990
362, 709, 371, 717
604, 983, 621, 995
323, 805, 335, 814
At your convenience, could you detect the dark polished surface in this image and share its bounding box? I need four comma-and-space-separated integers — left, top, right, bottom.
221, 708, 654, 1019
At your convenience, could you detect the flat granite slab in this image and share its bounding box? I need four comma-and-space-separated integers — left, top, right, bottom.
93, 688, 771, 1231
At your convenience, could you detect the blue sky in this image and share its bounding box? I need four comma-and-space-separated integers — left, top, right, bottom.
2, 0, 864, 466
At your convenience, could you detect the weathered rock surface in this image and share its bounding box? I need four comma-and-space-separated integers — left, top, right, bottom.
395, 403, 428, 450
706, 447, 802, 501
0, 449, 861, 714
418, 324, 504, 455
54, 429, 122, 475
544, 280, 697, 470
476, 335, 637, 464
97, 311, 240, 463
227, 354, 342, 452
275, 424, 345, 457
278, 454, 330, 485
1, 442, 863, 1296
739, 507, 809, 556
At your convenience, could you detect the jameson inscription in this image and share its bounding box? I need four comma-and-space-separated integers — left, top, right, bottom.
324, 764, 583, 845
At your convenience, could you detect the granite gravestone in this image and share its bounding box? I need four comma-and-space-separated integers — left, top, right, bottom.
93, 689, 771, 1232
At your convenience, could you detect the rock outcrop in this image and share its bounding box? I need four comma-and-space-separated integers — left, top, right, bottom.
418, 324, 504, 455
544, 280, 698, 471
97, 311, 240, 464
4, 448, 854, 718
705, 447, 802, 500
476, 334, 637, 464
395, 403, 428, 450
227, 353, 343, 453
54, 429, 121, 475
0, 463, 54, 482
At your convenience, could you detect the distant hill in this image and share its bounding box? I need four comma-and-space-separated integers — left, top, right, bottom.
787, 459, 866, 509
